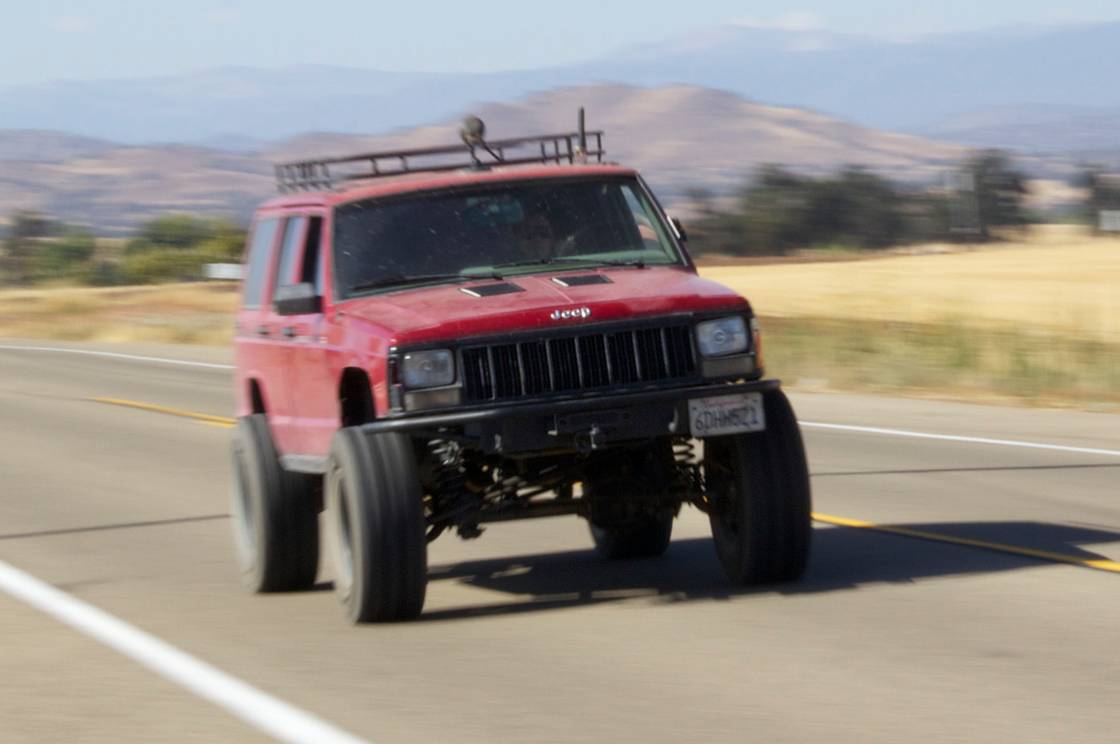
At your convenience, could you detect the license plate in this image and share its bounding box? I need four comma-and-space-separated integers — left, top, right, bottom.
688, 393, 766, 437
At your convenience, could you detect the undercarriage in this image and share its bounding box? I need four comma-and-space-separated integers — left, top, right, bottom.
233, 379, 811, 623
417, 435, 708, 543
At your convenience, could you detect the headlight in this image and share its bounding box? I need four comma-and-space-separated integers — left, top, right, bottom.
401, 349, 455, 388
695, 316, 749, 357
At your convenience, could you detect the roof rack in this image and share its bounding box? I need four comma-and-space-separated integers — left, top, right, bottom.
275, 107, 605, 193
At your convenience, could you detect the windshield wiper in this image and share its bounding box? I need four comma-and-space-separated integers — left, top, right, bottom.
489, 256, 647, 271
349, 271, 493, 293
579, 257, 647, 269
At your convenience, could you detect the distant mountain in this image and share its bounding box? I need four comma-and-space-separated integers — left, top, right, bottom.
193, 133, 270, 154
2, 22, 1120, 143
268, 85, 966, 192
0, 136, 268, 234
0, 65, 547, 144
927, 104, 1120, 153
0, 131, 116, 162
0, 84, 967, 234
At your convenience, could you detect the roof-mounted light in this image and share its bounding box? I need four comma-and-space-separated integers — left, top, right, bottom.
459, 116, 486, 146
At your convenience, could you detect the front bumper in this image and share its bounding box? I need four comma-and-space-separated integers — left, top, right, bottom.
361, 379, 781, 454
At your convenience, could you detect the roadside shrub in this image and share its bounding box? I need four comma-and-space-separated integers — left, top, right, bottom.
85, 260, 123, 287
686, 166, 933, 257
121, 250, 212, 284
126, 214, 214, 254
684, 152, 1026, 257
35, 228, 96, 278
120, 214, 246, 283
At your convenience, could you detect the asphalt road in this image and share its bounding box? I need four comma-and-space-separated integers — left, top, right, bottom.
2, 339, 1119, 744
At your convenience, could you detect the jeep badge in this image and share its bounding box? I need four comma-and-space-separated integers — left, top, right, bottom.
550, 307, 592, 321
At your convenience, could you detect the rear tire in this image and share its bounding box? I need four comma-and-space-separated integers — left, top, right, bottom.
326, 427, 427, 623
704, 389, 811, 585
230, 415, 320, 592
585, 440, 675, 560
590, 513, 673, 560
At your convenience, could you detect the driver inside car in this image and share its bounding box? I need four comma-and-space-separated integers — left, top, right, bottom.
509, 210, 556, 262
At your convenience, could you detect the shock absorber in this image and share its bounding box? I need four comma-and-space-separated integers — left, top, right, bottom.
430, 440, 466, 492
426, 439, 470, 541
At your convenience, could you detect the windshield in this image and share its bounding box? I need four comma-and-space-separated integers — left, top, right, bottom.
332, 177, 682, 296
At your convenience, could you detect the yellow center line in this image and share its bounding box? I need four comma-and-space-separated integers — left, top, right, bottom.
812, 512, 1120, 574
88, 396, 1120, 575
89, 397, 236, 428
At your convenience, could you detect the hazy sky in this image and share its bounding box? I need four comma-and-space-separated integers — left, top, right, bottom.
4, 0, 1120, 86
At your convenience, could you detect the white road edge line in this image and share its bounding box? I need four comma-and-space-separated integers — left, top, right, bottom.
0, 559, 369, 744
801, 421, 1120, 458
0, 344, 234, 370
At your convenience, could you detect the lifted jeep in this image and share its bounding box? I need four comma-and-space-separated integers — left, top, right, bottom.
230, 111, 811, 623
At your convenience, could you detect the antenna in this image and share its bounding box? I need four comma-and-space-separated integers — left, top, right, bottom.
575, 107, 588, 163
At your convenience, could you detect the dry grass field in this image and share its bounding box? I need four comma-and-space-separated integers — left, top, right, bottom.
0, 282, 237, 345
699, 226, 1120, 409
0, 226, 1116, 409
699, 226, 1120, 342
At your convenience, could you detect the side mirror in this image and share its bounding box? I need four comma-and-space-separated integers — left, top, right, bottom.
670, 216, 688, 242
273, 282, 322, 315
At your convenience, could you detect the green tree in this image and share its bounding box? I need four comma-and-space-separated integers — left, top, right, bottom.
120, 214, 247, 283
962, 150, 1027, 238
126, 214, 213, 254
2, 211, 55, 286
36, 228, 96, 278
684, 186, 718, 220
200, 218, 247, 261
1074, 166, 1120, 231
683, 166, 951, 257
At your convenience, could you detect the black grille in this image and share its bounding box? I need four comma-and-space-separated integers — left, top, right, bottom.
460, 322, 696, 403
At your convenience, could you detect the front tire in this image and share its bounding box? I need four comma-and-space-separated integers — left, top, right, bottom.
326, 428, 427, 623
230, 415, 320, 592
704, 390, 811, 584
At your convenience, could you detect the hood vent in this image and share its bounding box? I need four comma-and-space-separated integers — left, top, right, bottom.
551, 274, 613, 288
459, 282, 525, 298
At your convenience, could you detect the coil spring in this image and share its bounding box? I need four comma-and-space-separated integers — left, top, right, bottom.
672, 438, 704, 498
673, 438, 698, 465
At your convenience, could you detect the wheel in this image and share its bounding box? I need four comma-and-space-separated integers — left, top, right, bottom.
230, 414, 320, 592
585, 440, 675, 560
326, 427, 427, 623
704, 389, 811, 584
590, 513, 673, 560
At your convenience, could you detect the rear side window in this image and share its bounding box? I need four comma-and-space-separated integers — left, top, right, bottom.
241, 218, 279, 309
274, 217, 307, 290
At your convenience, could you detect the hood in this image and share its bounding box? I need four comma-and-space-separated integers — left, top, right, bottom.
338, 266, 750, 345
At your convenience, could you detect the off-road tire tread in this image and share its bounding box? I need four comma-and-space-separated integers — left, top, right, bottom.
708, 389, 811, 584
234, 415, 319, 592
329, 428, 426, 623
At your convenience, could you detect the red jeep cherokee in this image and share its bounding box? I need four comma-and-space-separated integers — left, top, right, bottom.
231, 113, 811, 623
